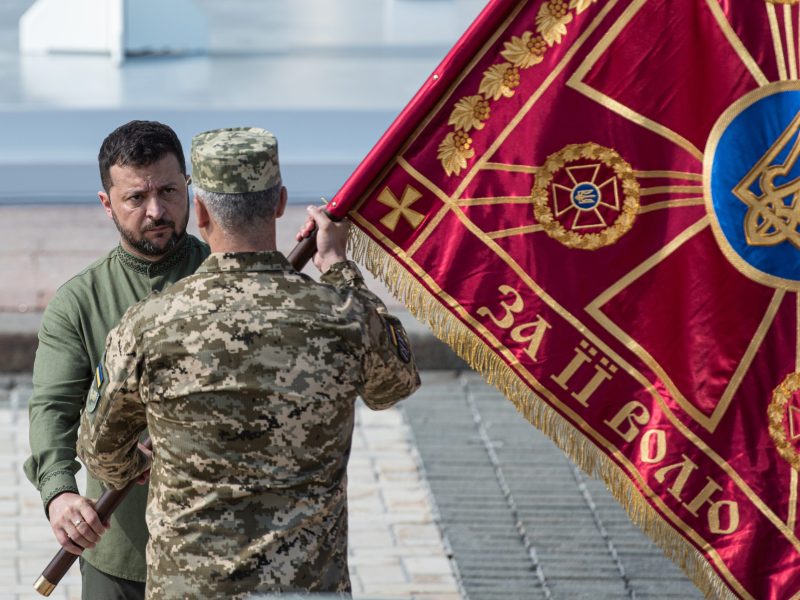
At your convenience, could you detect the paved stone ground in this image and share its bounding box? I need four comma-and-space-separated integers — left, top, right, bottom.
0, 373, 461, 600
1, 370, 706, 600
404, 372, 703, 600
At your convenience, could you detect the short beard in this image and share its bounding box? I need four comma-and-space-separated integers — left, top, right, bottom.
112, 211, 188, 258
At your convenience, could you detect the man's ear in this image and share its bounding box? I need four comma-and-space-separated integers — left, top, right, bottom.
275, 186, 288, 219
98, 191, 113, 220
194, 195, 210, 228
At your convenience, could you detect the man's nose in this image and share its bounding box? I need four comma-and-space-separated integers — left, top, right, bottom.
143, 194, 166, 220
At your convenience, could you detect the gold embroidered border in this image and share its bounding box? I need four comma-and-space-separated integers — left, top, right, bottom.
565, 0, 704, 161
789, 468, 798, 530
767, 2, 788, 81
452, 0, 618, 201
705, 0, 769, 86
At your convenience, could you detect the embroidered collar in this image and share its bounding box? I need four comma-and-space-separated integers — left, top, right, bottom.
114, 235, 191, 275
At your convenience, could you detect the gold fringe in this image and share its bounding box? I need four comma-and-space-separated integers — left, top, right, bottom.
349, 227, 738, 600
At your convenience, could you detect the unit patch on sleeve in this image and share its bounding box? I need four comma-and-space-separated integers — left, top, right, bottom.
86, 357, 105, 413
385, 318, 411, 364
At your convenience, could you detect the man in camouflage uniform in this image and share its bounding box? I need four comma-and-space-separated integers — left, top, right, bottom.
25, 120, 209, 599
77, 127, 421, 599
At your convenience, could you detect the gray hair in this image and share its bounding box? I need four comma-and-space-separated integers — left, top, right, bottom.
194, 184, 281, 232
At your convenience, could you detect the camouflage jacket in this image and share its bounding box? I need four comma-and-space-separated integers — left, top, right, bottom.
77, 252, 420, 599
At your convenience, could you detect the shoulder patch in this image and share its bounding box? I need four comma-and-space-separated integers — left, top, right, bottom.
94, 362, 104, 389
86, 357, 105, 413
86, 388, 100, 413
386, 319, 412, 364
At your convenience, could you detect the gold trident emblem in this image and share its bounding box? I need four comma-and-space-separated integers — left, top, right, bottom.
734, 111, 800, 248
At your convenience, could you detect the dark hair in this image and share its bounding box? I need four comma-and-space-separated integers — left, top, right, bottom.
98, 120, 186, 193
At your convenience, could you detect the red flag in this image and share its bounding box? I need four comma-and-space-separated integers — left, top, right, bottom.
329, 1, 800, 598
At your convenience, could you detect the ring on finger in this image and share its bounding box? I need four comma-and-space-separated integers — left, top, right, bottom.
73, 518, 83, 527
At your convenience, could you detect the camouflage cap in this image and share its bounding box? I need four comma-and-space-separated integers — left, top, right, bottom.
191, 127, 281, 194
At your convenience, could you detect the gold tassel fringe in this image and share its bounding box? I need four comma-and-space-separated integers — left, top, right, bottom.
349, 227, 738, 600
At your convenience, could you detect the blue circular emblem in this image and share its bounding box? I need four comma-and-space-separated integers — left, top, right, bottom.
705, 81, 800, 290
571, 182, 601, 211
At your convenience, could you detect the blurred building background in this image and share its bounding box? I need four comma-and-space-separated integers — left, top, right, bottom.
0, 0, 485, 205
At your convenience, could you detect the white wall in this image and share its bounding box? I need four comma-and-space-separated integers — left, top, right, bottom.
19, 0, 207, 64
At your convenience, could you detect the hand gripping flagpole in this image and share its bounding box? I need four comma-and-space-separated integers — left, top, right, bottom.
34, 438, 154, 596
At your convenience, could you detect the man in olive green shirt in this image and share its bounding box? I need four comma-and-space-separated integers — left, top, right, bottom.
24, 120, 209, 599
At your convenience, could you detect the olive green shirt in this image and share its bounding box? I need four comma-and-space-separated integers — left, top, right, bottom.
24, 234, 209, 582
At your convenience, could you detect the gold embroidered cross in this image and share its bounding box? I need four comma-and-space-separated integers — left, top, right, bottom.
377, 185, 425, 231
